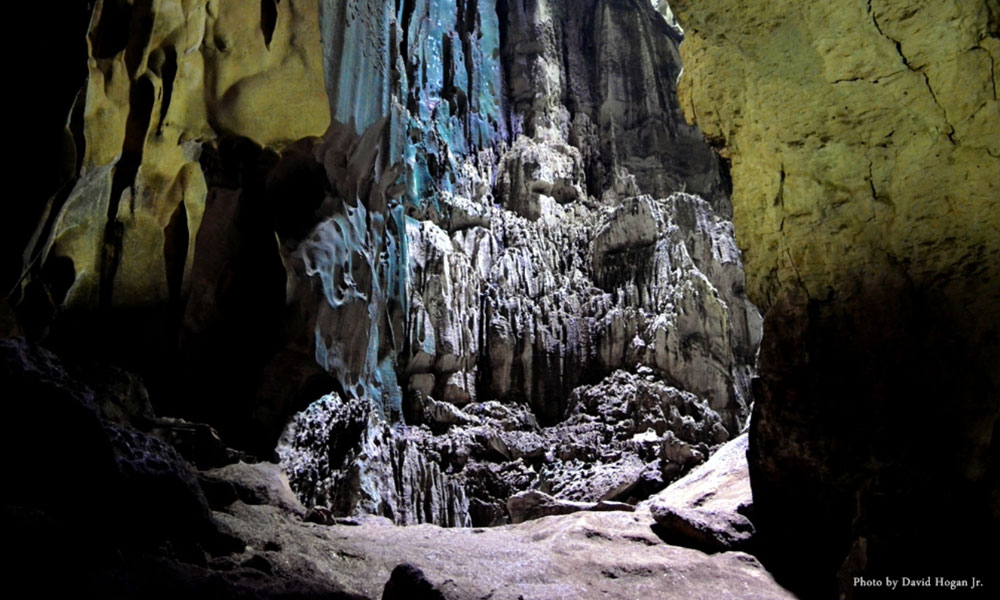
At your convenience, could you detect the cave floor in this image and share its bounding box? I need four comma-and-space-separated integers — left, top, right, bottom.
201, 500, 794, 599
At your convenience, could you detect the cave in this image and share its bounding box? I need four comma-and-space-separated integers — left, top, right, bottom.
3, 1, 996, 599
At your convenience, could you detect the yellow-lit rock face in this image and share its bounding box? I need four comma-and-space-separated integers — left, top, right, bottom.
671, 0, 999, 313
670, 2, 999, 596
49, 0, 328, 309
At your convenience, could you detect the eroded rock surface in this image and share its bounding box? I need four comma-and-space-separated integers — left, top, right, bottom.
13, 0, 760, 541
670, 0, 999, 596
506, 490, 633, 524
645, 434, 755, 553
215, 500, 794, 600
24, 0, 328, 312
273, 0, 760, 528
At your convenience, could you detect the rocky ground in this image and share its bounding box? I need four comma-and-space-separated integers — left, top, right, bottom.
2, 336, 792, 599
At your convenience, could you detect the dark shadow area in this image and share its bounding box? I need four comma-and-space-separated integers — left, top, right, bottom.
3, 3, 93, 294
260, 0, 278, 49
749, 276, 999, 599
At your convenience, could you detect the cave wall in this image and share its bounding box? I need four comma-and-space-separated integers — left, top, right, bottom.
12, 0, 333, 448
669, 0, 999, 597
34, 0, 329, 313
11, 0, 761, 528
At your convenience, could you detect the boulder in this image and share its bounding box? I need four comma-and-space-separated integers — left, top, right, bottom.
647, 434, 755, 553
506, 490, 634, 524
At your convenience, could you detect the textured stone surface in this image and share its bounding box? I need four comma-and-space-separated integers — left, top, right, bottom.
12, 0, 760, 541
279, 362, 746, 528
399, 189, 758, 435
477, 192, 758, 431
278, 393, 471, 527
649, 504, 754, 554
670, 1, 1000, 597
215, 500, 795, 600
645, 434, 755, 553
499, 0, 726, 205
9, 0, 335, 454
647, 432, 752, 516
201, 461, 307, 518
506, 490, 633, 524
2, 338, 791, 598
272, 0, 760, 528
24, 0, 328, 312
1, 339, 245, 577
672, 0, 1000, 310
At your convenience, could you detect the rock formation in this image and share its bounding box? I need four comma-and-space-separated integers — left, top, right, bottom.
11, 0, 333, 452
8, 0, 760, 531
646, 433, 755, 554
272, 0, 761, 526
670, 0, 999, 597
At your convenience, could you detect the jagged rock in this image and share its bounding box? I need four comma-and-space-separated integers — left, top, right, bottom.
15, 0, 761, 538
499, 0, 727, 204
540, 370, 729, 503
1, 338, 242, 563
105, 422, 241, 556
495, 135, 588, 220
13, 0, 758, 454
403, 218, 488, 406
277, 132, 758, 527
506, 490, 634, 524
671, 1, 999, 596
419, 394, 482, 427
281, 366, 745, 528
476, 192, 759, 431
278, 393, 471, 527
5, 340, 789, 599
